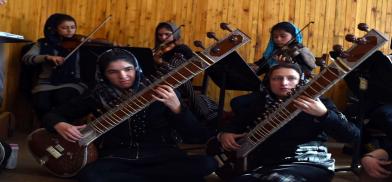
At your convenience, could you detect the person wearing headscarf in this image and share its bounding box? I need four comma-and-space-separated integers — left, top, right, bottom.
22, 13, 87, 120
231, 22, 316, 115
153, 22, 193, 65
43, 48, 217, 182
252, 21, 316, 78
153, 22, 218, 132
218, 63, 359, 182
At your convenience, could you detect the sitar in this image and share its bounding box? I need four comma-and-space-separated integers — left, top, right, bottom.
27, 23, 251, 177
206, 23, 389, 180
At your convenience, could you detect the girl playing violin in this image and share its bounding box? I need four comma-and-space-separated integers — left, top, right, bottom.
152, 22, 218, 134
22, 13, 87, 120
232, 21, 317, 114
252, 21, 316, 79
153, 22, 193, 65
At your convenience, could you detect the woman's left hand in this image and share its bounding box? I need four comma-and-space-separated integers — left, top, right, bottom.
293, 95, 327, 117
152, 85, 181, 114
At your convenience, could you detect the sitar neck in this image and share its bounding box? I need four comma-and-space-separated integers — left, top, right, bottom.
78, 28, 251, 146
237, 28, 388, 158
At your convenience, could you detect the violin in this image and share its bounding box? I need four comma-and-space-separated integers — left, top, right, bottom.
253, 21, 314, 73
273, 40, 304, 63
152, 24, 184, 58
152, 40, 176, 57
62, 15, 112, 61
61, 34, 114, 50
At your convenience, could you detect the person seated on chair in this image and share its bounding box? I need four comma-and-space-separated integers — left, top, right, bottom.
22, 13, 87, 120
153, 22, 193, 66
153, 22, 218, 132
361, 148, 392, 179
218, 63, 359, 182
43, 48, 217, 182
231, 21, 316, 115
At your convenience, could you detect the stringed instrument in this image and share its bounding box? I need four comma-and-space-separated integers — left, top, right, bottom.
206, 23, 389, 180
27, 23, 251, 177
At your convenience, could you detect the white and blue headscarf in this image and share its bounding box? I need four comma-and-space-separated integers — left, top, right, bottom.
263, 22, 302, 68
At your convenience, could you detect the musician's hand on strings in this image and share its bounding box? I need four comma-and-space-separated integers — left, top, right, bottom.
0, 0, 7, 5
293, 96, 327, 117
219, 132, 246, 151
152, 85, 181, 114
45, 55, 65, 66
54, 122, 86, 143
274, 54, 288, 63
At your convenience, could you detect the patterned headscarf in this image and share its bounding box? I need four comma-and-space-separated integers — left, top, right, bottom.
93, 48, 149, 140
262, 22, 302, 68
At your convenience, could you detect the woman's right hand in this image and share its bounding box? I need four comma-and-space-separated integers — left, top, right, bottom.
218, 132, 246, 151
45, 55, 65, 66
54, 122, 86, 143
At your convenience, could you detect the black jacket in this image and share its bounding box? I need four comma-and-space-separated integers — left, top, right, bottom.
43, 90, 209, 160
222, 91, 359, 168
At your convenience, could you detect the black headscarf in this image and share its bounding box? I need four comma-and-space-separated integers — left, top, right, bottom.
154, 22, 181, 48
39, 13, 79, 85
262, 62, 305, 108
93, 48, 143, 108
43, 13, 76, 47
93, 48, 148, 140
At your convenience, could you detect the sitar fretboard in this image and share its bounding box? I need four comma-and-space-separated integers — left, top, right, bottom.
79, 29, 251, 146
237, 29, 388, 158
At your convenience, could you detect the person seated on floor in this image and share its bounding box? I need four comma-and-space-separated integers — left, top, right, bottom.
218, 63, 359, 182
43, 48, 216, 182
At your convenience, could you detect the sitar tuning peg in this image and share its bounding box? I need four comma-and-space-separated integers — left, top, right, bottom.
345, 34, 367, 45
332, 44, 350, 58
207, 32, 219, 41
345, 34, 356, 43
357, 23, 369, 32
315, 54, 327, 68
220, 22, 233, 32
193, 40, 205, 49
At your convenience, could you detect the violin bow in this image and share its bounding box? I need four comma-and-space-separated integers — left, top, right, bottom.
63, 15, 112, 61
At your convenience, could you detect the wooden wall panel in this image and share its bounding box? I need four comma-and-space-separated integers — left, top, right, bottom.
0, 0, 391, 129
